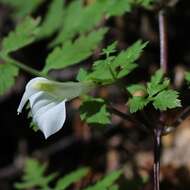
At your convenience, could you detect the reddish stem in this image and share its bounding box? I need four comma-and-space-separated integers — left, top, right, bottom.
159, 9, 168, 74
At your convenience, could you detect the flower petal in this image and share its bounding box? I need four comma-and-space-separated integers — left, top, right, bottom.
25, 77, 49, 97
32, 99, 67, 139
29, 91, 54, 110
18, 77, 92, 138
17, 77, 49, 114
18, 90, 29, 114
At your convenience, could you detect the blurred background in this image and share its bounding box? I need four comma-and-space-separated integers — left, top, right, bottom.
0, 0, 190, 189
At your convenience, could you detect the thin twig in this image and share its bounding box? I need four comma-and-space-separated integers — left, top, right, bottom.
159, 9, 168, 74
107, 105, 150, 133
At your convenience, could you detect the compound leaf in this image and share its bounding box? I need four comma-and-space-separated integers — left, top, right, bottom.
38, 0, 64, 38
87, 40, 147, 84
55, 168, 89, 190
43, 28, 107, 73
15, 159, 56, 189
102, 0, 132, 16
153, 90, 181, 111
80, 97, 111, 125
83, 170, 122, 190
0, 0, 43, 18
51, 0, 105, 45
1, 17, 40, 55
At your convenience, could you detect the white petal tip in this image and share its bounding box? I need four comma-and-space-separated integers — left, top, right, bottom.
43, 132, 50, 139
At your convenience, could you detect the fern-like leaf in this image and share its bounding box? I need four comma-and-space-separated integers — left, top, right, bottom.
38, 0, 64, 38
0, 0, 43, 18
87, 40, 147, 84
83, 170, 122, 190
15, 159, 57, 189
43, 28, 107, 73
51, 0, 105, 46
101, 0, 132, 16
1, 17, 40, 55
55, 168, 89, 190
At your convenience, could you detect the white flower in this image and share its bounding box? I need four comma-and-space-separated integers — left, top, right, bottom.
18, 77, 93, 139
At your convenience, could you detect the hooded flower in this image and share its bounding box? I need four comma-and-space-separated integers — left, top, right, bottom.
17, 77, 93, 139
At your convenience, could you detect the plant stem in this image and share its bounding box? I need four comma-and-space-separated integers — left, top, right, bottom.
0, 53, 48, 78
11, 58, 47, 78
159, 9, 168, 74
153, 9, 168, 190
153, 127, 161, 190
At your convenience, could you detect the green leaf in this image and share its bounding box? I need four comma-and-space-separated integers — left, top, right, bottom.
153, 90, 181, 111
76, 68, 88, 82
112, 40, 147, 78
83, 170, 122, 190
147, 80, 170, 97
109, 185, 119, 190
127, 84, 146, 95
128, 96, 149, 113
134, 0, 153, 7
80, 97, 111, 125
29, 121, 39, 132
55, 168, 89, 190
27, 105, 39, 132
101, 0, 132, 16
113, 40, 147, 67
0, 0, 43, 18
43, 28, 107, 73
149, 69, 163, 85
51, 0, 105, 45
0, 63, 18, 95
87, 59, 115, 84
87, 40, 147, 84
51, 0, 134, 46
127, 72, 180, 113
38, 0, 64, 38
147, 69, 170, 97
185, 72, 190, 83
1, 17, 40, 55
102, 41, 117, 56
15, 159, 56, 189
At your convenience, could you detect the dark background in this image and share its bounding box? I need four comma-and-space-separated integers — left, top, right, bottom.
0, 0, 190, 189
